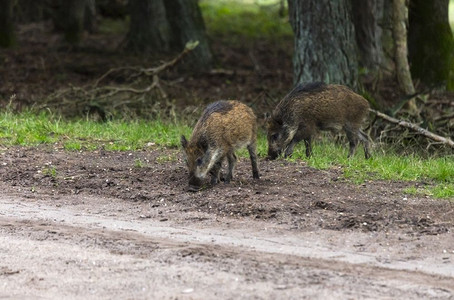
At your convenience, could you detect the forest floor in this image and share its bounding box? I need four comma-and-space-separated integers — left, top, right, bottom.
0, 22, 454, 299
0, 146, 453, 299
0, 21, 295, 117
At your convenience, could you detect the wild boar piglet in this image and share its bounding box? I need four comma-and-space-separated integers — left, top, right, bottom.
267, 82, 371, 159
181, 100, 259, 192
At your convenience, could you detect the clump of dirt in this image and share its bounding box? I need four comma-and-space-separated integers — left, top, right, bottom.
1, 146, 452, 236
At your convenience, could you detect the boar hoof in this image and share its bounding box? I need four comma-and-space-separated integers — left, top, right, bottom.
211, 176, 221, 185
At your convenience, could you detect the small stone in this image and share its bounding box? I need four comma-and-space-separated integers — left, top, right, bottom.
275, 285, 288, 290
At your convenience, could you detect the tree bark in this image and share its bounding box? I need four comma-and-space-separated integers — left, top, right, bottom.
63, 0, 86, 45
408, 0, 454, 90
287, 0, 358, 87
51, 0, 95, 45
16, 0, 44, 23
126, 0, 173, 52
84, 0, 97, 33
164, 0, 213, 71
350, 0, 384, 72
125, 0, 212, 70
392, 0, 417, 112
0, 0, 16, 48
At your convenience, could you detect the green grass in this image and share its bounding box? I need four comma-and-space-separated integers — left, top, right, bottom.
98, 17, 129, 35
1, 111, 453, 199
404, 184, 454, 199
285, 138, 454, 199
0, 111, 192, 151
200, 0, 292, 43
94, 0, 292, 42
42, 166, 57, 178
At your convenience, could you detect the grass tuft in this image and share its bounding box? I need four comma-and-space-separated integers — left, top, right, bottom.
283, 137, 454, 198
0, 111, 192, 151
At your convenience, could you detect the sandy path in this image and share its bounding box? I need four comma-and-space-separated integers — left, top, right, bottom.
0, 193, 453, 299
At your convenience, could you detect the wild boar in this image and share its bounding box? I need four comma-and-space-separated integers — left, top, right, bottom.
266, 82, 371, 159
181, 100, 260, 192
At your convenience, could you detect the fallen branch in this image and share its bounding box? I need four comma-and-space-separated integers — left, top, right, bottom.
41, 41, 199, 116
370, 109, 454, 149
94, 40, 200, 87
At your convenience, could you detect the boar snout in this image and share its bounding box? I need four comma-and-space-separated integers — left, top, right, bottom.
266, 150, 279, 160
267, 144, 282, 160
187, 174, 203, 192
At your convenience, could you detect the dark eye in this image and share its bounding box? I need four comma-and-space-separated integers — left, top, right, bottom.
271, 133, 279, 142
196, 158, 203, 166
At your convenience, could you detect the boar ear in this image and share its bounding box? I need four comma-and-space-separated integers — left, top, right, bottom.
180, 135, 188, 149
264, 113, 282, 126
197, 136, 208, 151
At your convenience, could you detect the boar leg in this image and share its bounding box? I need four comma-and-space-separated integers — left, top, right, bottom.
284, 136, 303, 158
304, 137, 312, 157
358, 130, 371, 159
284, 140, 295, 158
247, 143, 260, 179
285, 129, 307, 158
344, 126, 359, 158
210, 160, 222, 185
225, 152, 237, 183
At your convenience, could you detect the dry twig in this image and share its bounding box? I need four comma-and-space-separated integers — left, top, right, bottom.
42, 41, 200, 116
370, 109, 454, 149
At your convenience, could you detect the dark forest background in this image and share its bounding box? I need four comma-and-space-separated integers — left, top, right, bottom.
0, 0, 454, 145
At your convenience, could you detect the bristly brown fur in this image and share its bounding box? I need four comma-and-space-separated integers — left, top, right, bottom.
199, 100, 234, 124
181, 100, 259, 191
284, 82, 327, 100
267, 83, 371, 159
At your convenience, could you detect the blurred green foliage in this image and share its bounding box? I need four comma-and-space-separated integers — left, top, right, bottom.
200, 0, 292, 43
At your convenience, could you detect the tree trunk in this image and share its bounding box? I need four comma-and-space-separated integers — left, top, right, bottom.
378, 0, 397, 74
164, 0, 213, 71
351, 0, 384, 72
392, 0, 417, 112
408, 0, 454, 90
84, 0, 97, 33
126, 0, 173, 52
52, 0, 95, 45
287, 0, 358, 87
63, 0, 87, 45
0, 0, 16, 48
16, 0, 44, 23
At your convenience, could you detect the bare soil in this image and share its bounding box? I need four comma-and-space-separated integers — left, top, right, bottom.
0, 146, 453, 299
